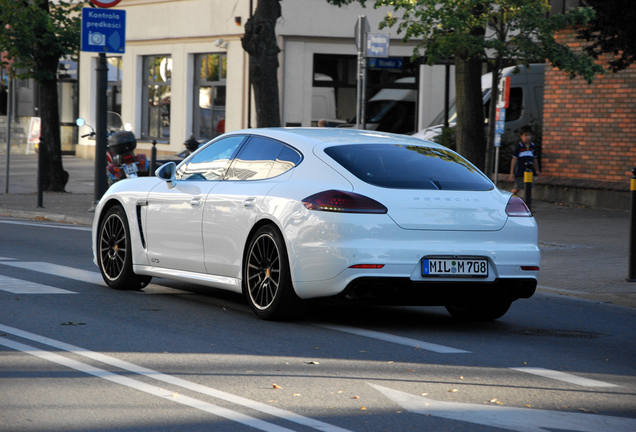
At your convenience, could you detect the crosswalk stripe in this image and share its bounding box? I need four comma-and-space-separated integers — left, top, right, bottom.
510, 367, 620, 388
0, 261, 104, 286
312, 323, 470, 354
0, 324, 353, 432
0, 337, 296, 432
0, 274, 76, 294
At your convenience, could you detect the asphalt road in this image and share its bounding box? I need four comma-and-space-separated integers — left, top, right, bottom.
1, 218, 635, 432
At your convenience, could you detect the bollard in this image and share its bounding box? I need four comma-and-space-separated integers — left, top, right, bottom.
628, 167, 636, 282
150, 140, 157, 174
37, 135, 44, 208
524, 161, 533, 212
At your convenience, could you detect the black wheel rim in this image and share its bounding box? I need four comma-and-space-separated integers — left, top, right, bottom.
100, 213, 127, 281
246, 233, 281, 310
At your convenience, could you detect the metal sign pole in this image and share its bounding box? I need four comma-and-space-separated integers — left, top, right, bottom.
93, 52, 108, 205
4, 77, 12, 194
355, 16, 363, 130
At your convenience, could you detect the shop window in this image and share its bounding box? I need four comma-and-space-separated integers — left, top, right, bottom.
107, 57, 123, 116
142, 55, 171, 140
193, 53, 226, 141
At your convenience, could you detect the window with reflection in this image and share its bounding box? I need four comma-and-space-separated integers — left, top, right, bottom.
193, 53, 227, 141
142, 55, 171, 140
177, 135, 245, 181
226, 137, 302, 181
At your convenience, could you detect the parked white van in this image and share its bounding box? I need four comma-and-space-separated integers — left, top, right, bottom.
413, 63, 545, 140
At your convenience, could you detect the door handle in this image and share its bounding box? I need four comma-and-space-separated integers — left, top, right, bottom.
243, 197, 257, 209
190, 197, 202, 207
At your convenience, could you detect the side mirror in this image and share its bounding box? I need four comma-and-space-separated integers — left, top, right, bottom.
76, 118, 85, 127
155, 162, 177, 188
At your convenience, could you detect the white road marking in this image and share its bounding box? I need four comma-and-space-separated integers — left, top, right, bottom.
0, 257, 16, 261
313, 323, 470, 354
0, 219, 91, 231
510, 367, 620, 388
0, 261, 105, 286
0, 274, 77, 294
369, 383, 636, 432
0, 338, 294, 432
0, 324, 352, 432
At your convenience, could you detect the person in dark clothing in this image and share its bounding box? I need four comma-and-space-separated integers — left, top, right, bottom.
509, 125, 541, 195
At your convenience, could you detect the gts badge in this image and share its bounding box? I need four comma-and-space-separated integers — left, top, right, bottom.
151, 258, 160, 264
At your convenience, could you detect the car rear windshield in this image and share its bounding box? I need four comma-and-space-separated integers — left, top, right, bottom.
324, 144, 493, 191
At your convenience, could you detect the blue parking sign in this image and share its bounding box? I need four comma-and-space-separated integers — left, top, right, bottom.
81, 8, 126, 53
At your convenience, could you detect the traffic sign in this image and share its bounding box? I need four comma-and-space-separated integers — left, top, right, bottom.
366, 33, 390, 58
368, 57, 403, 70
497, 76, 510, 108
90, 0, 122, 7
81, 8, 126, 53
495, 108, 506, 135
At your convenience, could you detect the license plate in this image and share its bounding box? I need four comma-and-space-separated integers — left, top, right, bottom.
123, 163, 138, 175
422, 258, 488, 277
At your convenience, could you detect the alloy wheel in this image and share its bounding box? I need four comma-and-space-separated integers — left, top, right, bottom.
246, 233, 281, 310
100, 212, 127, 282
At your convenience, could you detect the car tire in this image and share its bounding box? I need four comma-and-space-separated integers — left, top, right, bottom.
97, 205, 152, 291
243, 225, 301, 321
445, 301, 512, 321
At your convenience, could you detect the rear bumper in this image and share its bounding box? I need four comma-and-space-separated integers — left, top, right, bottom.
333, 277, 537, 306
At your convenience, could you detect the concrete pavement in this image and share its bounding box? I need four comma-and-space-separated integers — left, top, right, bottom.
1, 153, 635, 308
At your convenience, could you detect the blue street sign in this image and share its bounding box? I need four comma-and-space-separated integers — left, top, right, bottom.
81, 8, 126, 53
366, 33, 390, 58
494, 134, 501, 147
368, 57, 403, 70
495, 107, 506, 135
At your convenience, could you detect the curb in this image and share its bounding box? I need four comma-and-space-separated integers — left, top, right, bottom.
0, 210, 93, 226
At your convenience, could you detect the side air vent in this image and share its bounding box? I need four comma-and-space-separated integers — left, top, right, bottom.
136, 201, 147, 249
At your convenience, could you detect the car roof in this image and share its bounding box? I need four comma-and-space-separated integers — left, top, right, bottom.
222, 128, 443, 152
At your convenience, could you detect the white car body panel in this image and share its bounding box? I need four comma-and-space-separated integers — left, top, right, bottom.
92, 128, 539, 308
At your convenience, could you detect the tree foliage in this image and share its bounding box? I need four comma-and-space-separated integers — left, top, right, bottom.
0, 0, 87, 191
577, 0, 636, 73
0, 0, 85, 82
327, 0, 603, 173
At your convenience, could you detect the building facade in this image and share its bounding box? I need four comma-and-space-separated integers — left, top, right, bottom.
76, 0, 452, 159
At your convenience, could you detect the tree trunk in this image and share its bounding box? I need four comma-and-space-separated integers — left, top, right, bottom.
454, 56, 486, 170
241, 0, 282, 128
39, 56, 68, 192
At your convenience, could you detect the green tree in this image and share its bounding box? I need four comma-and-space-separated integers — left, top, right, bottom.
327, 0, 603, 174
577, 0, 636, 73
241, 0, 282, 128
0, 0, 87, 191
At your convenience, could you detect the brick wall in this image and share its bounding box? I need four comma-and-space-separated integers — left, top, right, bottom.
543, 28, 636, 182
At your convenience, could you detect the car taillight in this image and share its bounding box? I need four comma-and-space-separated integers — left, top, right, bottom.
349, 264, 385, 269
521, 266, 540, 271
302, 190, 387, 214
506, 196, 532, 217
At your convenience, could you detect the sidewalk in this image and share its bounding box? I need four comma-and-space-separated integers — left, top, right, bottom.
1, 154, 635, 308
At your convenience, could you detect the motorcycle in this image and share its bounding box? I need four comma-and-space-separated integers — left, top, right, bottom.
76, 113, 148, 186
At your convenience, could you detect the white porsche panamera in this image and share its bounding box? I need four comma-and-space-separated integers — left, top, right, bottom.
92, 128, 540, 321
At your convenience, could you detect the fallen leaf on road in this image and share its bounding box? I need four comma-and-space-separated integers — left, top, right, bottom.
360, 406, 366, 410
293, 393, 301, 396
448, 389, 458, 393
272, 384, 282, 389
306, 361, 320, 365
352, 396, 360, 399
578, 408, 597, 413
420, 393, 429, 396
490, 398, 498, 403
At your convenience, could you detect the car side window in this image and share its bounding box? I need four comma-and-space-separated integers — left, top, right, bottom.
225, 137, 301, 181
177, 135, 245, 181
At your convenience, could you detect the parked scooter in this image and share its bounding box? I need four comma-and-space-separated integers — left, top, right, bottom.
76, 113, 148, 186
